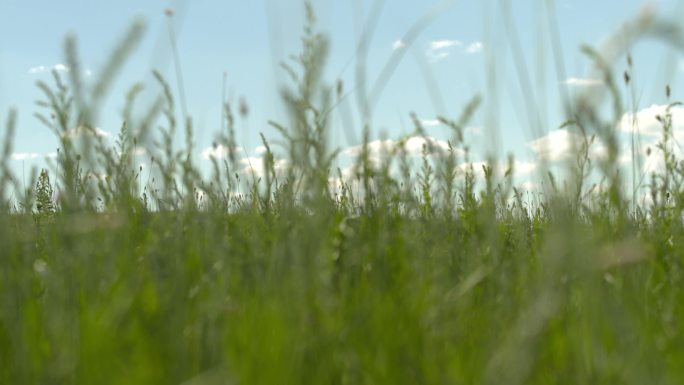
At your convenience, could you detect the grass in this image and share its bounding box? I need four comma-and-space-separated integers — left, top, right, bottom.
2, 2, 684, 384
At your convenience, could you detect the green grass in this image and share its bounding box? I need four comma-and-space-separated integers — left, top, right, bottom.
2, 3, 684, 384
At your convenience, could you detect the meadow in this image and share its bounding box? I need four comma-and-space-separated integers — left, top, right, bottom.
2, 2, 684, 384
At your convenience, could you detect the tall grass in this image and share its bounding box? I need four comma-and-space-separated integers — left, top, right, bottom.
1, 2, 684, 384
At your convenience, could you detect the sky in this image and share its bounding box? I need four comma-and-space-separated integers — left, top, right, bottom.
2, 0, 684, 195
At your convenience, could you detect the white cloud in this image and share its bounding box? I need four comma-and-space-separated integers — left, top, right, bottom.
11, 151, 63, 161
11, 152, 40, 161
528, 129, 607, 162
339, 136, 468, 184
254, 145, 268, 155
430, 40, 462, 50
513, 160, 538, 176
328, 176, 345, 191
404, 136, 450, 155
426, 39, 461, 62
427, 51, 451, 62
89, 172, 108, 182
618, 104, 684, 138
343, 136, 455, 162
28, 64, 92, 77
61, 126, 111, 139
528, 130, 580, 162
238, 156, 289, 177
420, 119, 443, 127
201, 144, 242, 160
132, 147, 147, 156
642, 147, 677, 174
28, 64, 70, 74
520, 181, 539, 191
465, 41, 483, 54
425, 39, 483, 61
392, 39, 406, 50
457, 159, 537, 178
564, 77, 603, 87
116, 147, 147, 157
343, 139, 397, 165
466, 126, 483, 136
613, 104, 684, 176
53, 64, 69, 72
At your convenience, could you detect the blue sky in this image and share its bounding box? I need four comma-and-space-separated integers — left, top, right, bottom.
2, 0, 684, 195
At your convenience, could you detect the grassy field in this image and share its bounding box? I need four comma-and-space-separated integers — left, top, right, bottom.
2, 3, 684, 384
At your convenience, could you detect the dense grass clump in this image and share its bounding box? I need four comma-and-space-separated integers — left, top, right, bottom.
3, 3, 684, 384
